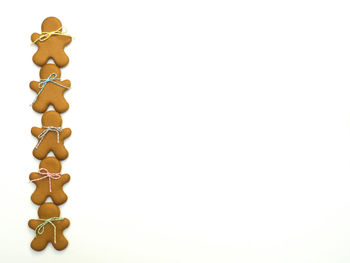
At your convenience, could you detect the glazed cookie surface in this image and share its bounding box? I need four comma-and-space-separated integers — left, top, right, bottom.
31, 17, 72, 67
28, 203, 70, 251
30, 64, 71, 113
30, 157, 70, 205
31, 111, 71, 160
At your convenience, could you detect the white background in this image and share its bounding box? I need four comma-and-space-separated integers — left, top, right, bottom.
0, 0, 350, 262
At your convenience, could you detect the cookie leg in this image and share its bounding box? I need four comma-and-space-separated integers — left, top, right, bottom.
31, 237, 48, 251
53, 146, 69, 160
53, 98, 69, 113
51, 191, 68, 205
33, 147, 49, 160
52, 235, 68, 251
32, 100, 49, 113
53, 51, 69, 68
31, 189, 48, 205
32, 50, 49, 67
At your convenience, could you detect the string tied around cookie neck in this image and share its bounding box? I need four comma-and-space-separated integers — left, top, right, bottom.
36, 126, 62, 149
32, 26, 71, 44
31, 168, 61, 192
31, 73, 70, 106
35, 217, 64, 244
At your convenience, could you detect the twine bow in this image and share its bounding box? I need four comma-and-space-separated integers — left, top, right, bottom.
36, 126, 62, 149
31, 168, 61, 192
35, 217, 63, 244
31, 73, 70, 106
32, 26, 71, 44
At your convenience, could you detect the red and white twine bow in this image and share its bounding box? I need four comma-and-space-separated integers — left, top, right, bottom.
31, 168, 61, 192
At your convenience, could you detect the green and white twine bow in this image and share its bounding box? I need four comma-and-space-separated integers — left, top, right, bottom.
31, 73, 70, 106
36, 126, 62, 149
35, 217, 64, 243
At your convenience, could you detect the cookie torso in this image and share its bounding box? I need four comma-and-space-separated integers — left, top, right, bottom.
32, 111, 71, 160
31, 80, 70, 113
30, 172, 70, 205
29, 218, 69, 250
32, 128, 70, 160
30, 157, 70, 205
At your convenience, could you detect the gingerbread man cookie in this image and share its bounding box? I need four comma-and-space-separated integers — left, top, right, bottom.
30, 157, 70, 205
30, 64, 71, 113
32, 111, 71, 160
31, 17, 72, 67
28, 203, 70, 251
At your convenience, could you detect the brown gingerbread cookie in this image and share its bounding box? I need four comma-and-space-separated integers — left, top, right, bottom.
30, 64, 71, 113
32, 111, 71, 160
31, 17, 72, 67
30, 157, 70, 205
29, 203, 70, 251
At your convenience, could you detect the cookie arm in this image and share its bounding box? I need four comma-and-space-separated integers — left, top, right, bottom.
28, 219, 41, 230
61, 128, 71, 140
61, 173, 70, 184
31, 33, 41, 44
61, 218, 70, 229
30, 81, 40, 94
62, 35, 72, 45
31, 127, 42, 138
29, 172, 40, 181
61, 80, 71, 89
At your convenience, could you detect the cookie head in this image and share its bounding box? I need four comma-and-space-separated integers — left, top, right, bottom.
41, 17, 62, 32
39, 157, 62, 173
41, 111, 62, 127
40, 64, 61, 79
38, 203, 60, 219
